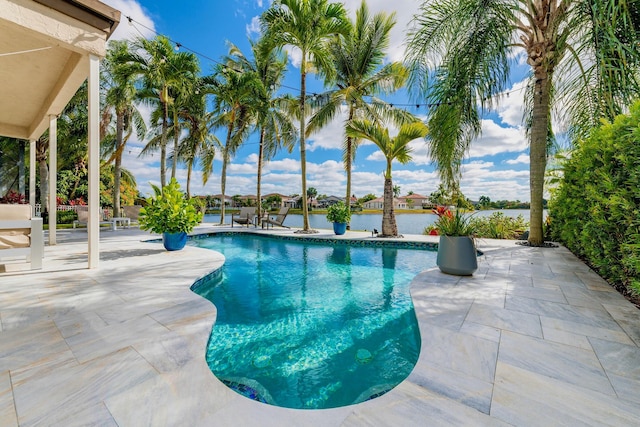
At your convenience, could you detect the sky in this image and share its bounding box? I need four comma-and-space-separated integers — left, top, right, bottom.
102, 0, 534, 202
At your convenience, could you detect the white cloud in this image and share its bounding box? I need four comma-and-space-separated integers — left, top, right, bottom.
494, 80, 528, 127
246, 16, 261, 37
103, 0, 156, 41
505, 154, 530, 165
468, 120, 528, 158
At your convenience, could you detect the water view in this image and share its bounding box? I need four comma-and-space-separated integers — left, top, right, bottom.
204, 209, 534, 236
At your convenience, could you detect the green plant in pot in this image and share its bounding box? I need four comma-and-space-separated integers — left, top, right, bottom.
326, 201, 351, 235
433, 206, 477, 275
139, 178, 203, 251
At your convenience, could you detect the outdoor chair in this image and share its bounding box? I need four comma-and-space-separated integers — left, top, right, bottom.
262, 207, 290, 229
0, 204, 43, 269
73, 207, 112, 229
231, 207, 256, 227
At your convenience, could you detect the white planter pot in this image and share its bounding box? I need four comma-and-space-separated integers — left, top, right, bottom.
437, 235, 478, 276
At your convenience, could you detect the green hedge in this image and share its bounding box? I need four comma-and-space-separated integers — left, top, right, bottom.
550, 102, 640, 297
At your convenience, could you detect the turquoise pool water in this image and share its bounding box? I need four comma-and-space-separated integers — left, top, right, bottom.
191, 234, 436, 409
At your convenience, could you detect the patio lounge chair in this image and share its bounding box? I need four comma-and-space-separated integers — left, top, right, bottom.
262, 207, 290, 229
231, 207, 256, 228
0, 204, 43, 269
73, 207, 112, 229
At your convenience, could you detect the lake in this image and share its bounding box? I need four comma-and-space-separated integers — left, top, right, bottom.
204, 209, 535, 236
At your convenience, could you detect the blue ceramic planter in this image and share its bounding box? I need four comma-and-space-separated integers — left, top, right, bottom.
163, 231, 187, 251
333, 222, 347, 235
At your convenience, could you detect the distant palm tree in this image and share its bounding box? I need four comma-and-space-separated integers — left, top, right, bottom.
205, 59, 261, 224
346, 120, 428, 237
309, 1, 413, 219
261, 0, 350, 232
129, 36, 199, 188
176, 85, 217, 198
225, 39, 297, 221
101, 40, 147, 215
405, 0, 640, 245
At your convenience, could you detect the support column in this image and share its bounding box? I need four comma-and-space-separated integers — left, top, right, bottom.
88, 54, 100, 268
29, 139, 36, 216
48, 115, 57, 245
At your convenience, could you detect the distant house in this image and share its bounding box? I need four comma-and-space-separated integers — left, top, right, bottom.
210, 194, 233, 207
363, 197, 407, 210
318, 195, 343, 207
401, 193, 431, 209
262, 193, 289, 208
285, 195, 318, 209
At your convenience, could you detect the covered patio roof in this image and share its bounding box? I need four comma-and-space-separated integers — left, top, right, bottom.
0, 0, 120, 268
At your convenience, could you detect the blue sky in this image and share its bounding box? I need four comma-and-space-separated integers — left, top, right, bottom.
103, 0, 533, 202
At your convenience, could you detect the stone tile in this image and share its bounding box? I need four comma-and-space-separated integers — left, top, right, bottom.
343, 381, 508, 427
459, 321, 501, 343
540, 316, 635, 346
491, 362, 640, 426
0, 371, 17, 427
148, 298, 216, 331
465, 303, 542, 338
408, 362, 494, 414
12, 348, 157, 427
132, 329, 197, 374
51, 403, 118, 427
561, 283, 629, 307
541, 327, 592, 350
498, 331, 614, 395
54, 311, 110, 339
506, 295, 620, 330
414, 325, 498, 383
64, 315, 169, 363
602, 303, 640, 346
507, 285, 567, 304
589, 338, 640, 381
607, 373, 640, 405
106, 360, 239, 427
0, 321, 70, 372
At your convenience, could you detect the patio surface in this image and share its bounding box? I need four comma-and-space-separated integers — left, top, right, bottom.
1, 224, 639, 426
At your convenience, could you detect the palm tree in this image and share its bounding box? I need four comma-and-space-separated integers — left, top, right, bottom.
405, 0, 640, 246
205, 60, 261, 224
101, 40, 147, 215
261, 0, 350, 232
306, 186, 317, 209
176, 86, 217, 198
225, 39, 297, 222
308, 1, 413, 219
346, 119, 428, 237
129, 35, 199, 188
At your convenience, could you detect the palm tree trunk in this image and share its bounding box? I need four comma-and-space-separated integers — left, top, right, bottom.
299, 60, 311, 231
160, 100, 168, 189
345, 104, 355, 227
529, 75, 551, 245
381, 174, 398, 237
114, 112, 124, 216
36, 138, 48, 211
186, 160, 193, 198
256, 127, 266, 224
220, 122, 234, 225
172, 111, 179, 179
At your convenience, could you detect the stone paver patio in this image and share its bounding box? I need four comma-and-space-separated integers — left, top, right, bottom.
1, 225, 639, 426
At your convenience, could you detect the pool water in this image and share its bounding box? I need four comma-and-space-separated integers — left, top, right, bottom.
191, 234, 436, 409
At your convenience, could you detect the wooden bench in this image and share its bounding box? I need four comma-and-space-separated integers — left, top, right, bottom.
0, 204, 43, 269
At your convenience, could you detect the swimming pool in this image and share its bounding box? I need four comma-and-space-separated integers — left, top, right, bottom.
191, 233, 436, 409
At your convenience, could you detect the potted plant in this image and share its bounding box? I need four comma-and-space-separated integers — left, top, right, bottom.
326, 201, 351, 235
139, 178, 203, 251
433, 206, 477, 275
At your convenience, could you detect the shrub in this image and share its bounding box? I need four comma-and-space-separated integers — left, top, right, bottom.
432, 206, 475, 236
551, 101, 640, 297
326, 201, 351, 223
139, 178, 203, 234
469, 212, 528, 239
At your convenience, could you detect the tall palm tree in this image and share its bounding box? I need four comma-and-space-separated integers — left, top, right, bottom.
346, 119, 428, 237
225, 39, 297, 222
405, 0, 640, 246
205, 61, 261, 224
176, 86, 217, 198
101, 40, 146, 215
309, 1, 413, 219
261, 0, 350, 232
129, 35, 199, 188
